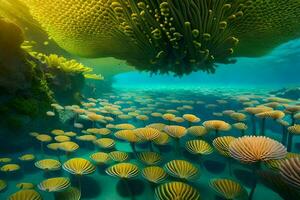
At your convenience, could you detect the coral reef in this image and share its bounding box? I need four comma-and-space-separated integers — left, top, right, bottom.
11, 0, 300, 75
0, 18, 103, 133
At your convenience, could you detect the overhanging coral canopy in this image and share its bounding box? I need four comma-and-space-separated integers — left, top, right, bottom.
10, 0, 300, 75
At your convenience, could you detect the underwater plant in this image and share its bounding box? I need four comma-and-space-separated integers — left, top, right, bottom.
35, 159, 61, 172
90, 152, 110, 165
255, 110, 285, 136
0, 179, 7, 192
209, 178, 248, 200
134, 127, 161, 151
14, 0, 300, 75
187, 126, 208, 138
106, 162, 139, 200
141, 166, 167, 185
108, 151, 129, 163
16, 182, 35, 190
229, 136, 287, 200
232, 122, 248, 136
38, 177, 71, 192
136, 151, 162, 166
163, 125, 187, 155
185, 139, 213, 167
59, 141, 79, 156
258, 170, 300, 200
279, 157, 300, 189
164, 159, 199, 181
62, 158, 96, 192
155, 181, 200, 200
8, 189, 42, 200
287, 124, 300, 152
114, 130, 141, 154
203, 120, 231, 138
54, 187, 81, 200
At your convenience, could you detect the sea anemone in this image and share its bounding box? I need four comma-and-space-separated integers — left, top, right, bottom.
54, 187, 81, 200
155, 181, 200, 200
35, 159, 61, 172
229, 136, 287, 163
209, 178, 247, 199
86, 128, 111, 136
114, 130, 140, 154
164, 160, 199, 181
185, 140, 213, 156
59, 141, 79, 156
109, 151, 129, 162
203, 120, 231, 138
36, 134, 52, 156
153, 131, 170, 146
0, 179, 7, 192
255, 110, 285, 136
94, 138, 115, 149
142, 166, 167, 184
162, 113, 176, 125
287, 124, 300, 152
164, 125, 187, 155
16, 182, 35, 190
229, 136, 287, 200
38, 177, 70, 192
8, 189, 42, 200
279, 157, 300, 189
54, 135, 71, 143
63, 158, 95, 192
1, 164, 21, 172
213, 136, 236, 175
90, 152, 110, 165
136, 152, 162, 165
18, 154, 35, 162
187, 126, 208, 138
134, 127, 161, 151
106, 162, 139, 179
230, 112, 247, 122
63, 158, 96, 176
182, 114, 200, 126
232, 122, 248, 136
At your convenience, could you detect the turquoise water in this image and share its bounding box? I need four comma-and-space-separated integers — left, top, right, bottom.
1, 88, 299, 199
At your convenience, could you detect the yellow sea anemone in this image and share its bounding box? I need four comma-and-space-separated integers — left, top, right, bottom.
142, 166, 167, 184
35, 159, 61, 171
54, 187, 81, 200
109, 151, 129, 162
203, 120, 231, 138
209, 178, 247, 199
185, 140, 213, 156
0, 179, 7, 192
279, 157, 300, 189
155, 181, 200, 200
59, 141, 79, 153
94, 138, 115, 149
8, 189, 42, 200
187, 126, 208, 137
106, 162, 139, 179
38, 177, 70, 192
164, 160, 199, 181
19, 154, 35, 162
136, 152, 162, 165
1, 164, 20, 172
90, 152, 110, 165
16, 182, 35, 190
63, 158, 96, 176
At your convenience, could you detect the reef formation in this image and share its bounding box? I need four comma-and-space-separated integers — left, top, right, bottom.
0, 18, 102, 131
6, 0, 300, 75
